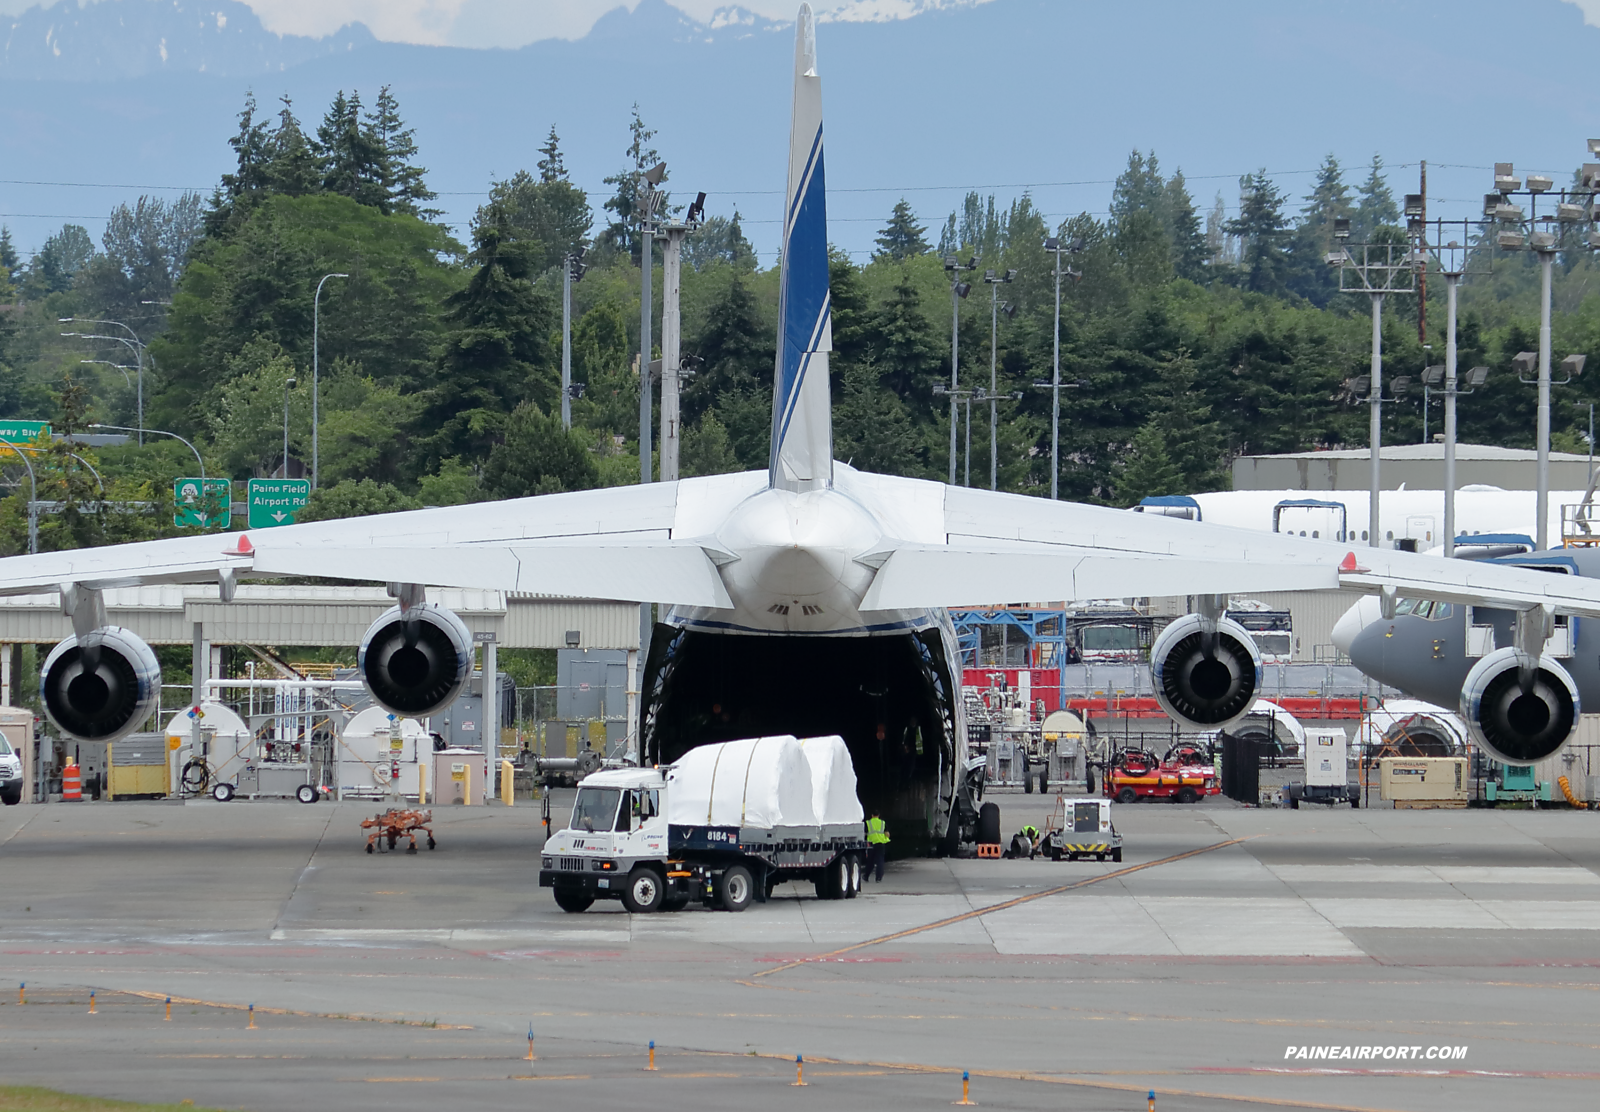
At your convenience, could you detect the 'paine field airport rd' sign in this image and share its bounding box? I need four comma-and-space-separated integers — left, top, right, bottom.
247, 478, 311, 528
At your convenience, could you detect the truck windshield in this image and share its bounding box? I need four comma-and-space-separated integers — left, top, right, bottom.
570, 787, 621, 833
0, 737, 11, 756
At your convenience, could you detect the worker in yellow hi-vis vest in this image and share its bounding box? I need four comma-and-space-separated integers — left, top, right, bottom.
865, 810, 890, 883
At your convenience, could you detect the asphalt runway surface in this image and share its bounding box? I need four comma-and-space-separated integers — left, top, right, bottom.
2, 793, 1598, 1112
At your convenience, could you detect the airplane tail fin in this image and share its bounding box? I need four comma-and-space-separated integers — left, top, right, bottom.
769, 3, 833, 493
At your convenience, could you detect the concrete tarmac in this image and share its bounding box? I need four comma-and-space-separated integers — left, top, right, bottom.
1, 793, 1598, 1112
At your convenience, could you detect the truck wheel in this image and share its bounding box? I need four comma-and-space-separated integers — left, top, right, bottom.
553, 887, 594, 913
1350, 794, 1360, 809
211, 783, 234, 802
1117, 787, 1137, 805
622, 867, 664, 913
1177, 787, 1198, 805
1050, 846, 1062, 862
0, 785, 20, 806
846, 855, 861, 897
1021, 753, 1033, 793
717, 865, 754, 912
1111, 848, 1123, 863
296, 784, 319, 804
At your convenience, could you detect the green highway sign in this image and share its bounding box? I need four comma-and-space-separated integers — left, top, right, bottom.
0, 420, 51, 443
247, 477, 310, 528
174, 478, 231, 529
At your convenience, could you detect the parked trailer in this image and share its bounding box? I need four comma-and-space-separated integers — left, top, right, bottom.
539, 735, 867, 913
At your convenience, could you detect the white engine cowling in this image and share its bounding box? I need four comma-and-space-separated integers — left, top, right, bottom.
1149, 613, 1262, 729
357, 604, 473, 719
40, 627, 161, 743
1459, 647, 1579, 766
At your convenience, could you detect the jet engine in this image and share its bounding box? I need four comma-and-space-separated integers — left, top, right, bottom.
40, 627, 161, 743
358, 603, 473, 718
1149, 613, 1262, 729
1459, 647, 1579, 765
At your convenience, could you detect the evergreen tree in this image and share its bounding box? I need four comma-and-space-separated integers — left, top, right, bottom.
422, 201, 554, 466
1226, 170, 1290, 295
1353, 153, 1399, 242
681, 412, 740, 477
682, 212, 756, 271
1114, 421, 1182, 506
874, 199, 929, 261
1205, 191, 1231, 267
862, 270, 943, 399
1301, 154, 1352, 234
1109, 150, 1167, 233
0, 226, 18, 274
1163, 170, 1208, 282
537, 125, 566, 182
1284, 154, 1351, 305
835, 359, 922, 476
369, 86, 437, 217
683, 271, 773, 467
601, 104, 665, 259
485, 169, 592, 274
265, 96, 321, 198
208, 92, 272, 234
482, 402, 598, 496
317, 91, 388, 211
24, 224, 95, 295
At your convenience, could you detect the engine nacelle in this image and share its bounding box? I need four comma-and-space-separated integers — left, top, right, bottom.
1460, 647, 1579, 766
1149, 613, 1262, 729
358, 604, 473, 719
40, 627, 161, 743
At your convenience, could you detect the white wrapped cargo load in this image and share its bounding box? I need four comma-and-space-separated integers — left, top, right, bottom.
798, 735, 864, 826
666, 735, 818, 830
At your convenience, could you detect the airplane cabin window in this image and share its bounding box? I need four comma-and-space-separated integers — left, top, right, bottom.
1312, 530, 1319, 538
1386, 531, 1394, 540
1414, 600, 1433, 619
1361, 530, 1369, 540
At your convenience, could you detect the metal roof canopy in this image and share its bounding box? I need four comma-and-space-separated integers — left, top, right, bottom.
0, 585, 640, 649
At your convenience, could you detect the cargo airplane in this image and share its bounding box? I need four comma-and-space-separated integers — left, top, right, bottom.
9, 6, 1600, 847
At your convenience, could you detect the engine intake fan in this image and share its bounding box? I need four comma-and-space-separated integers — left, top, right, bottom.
40, 627, 161, 742
1460, 647, 1578, 765
358, 603, 473, 719
1149, 613, 1261, 728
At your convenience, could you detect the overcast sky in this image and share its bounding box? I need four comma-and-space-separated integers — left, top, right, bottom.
0, 0, 992, 47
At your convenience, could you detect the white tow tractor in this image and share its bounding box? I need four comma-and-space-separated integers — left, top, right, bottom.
539, 735, 868, 913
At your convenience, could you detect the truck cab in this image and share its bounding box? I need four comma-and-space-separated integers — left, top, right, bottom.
540, 767, 675, 913
0, 733, 22, 805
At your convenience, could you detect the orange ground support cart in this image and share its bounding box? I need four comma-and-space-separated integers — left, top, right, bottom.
362, 808, 436, 854
1102, 744, 1220, 805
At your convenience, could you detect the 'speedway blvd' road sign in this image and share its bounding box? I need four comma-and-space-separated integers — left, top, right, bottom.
247, 477, 310, 528
0, 421, 51, 443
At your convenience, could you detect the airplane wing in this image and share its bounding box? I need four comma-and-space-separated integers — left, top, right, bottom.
0, 481, 733, 608
854, 481, 1600, 618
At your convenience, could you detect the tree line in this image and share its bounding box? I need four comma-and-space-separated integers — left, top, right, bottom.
2, 92, 1600, 555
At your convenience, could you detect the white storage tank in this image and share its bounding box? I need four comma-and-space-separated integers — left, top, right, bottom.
338, 706, 432, 799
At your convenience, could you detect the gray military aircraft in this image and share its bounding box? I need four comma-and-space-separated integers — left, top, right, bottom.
1334, 543, 1600, 766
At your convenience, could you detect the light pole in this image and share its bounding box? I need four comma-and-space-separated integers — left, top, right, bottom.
942, 254, 976, 484
312, 272, 349, 491
1416, 218, 1491, 557
561, 248, 587, 430
60, 323, 147, 443
1328, 219, 1421, 547
983, 268, 1016, 491
0, 434, 38, 554
282, 377, 298, 478
78, 359, 134, 391
1042, 237, 1082, 500
89, 421, 214, 526
1488, 158, 1595, 548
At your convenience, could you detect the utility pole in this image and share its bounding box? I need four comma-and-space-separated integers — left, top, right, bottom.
1041, 237, 1081, 500
984, 268, 1015, 491
561, 249, 586, 430
655, 194, 706, 485
942, 255, 976, 485
1328, 221, 1420, 548
658, 224, 686, 482
635, 162, 666, 697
